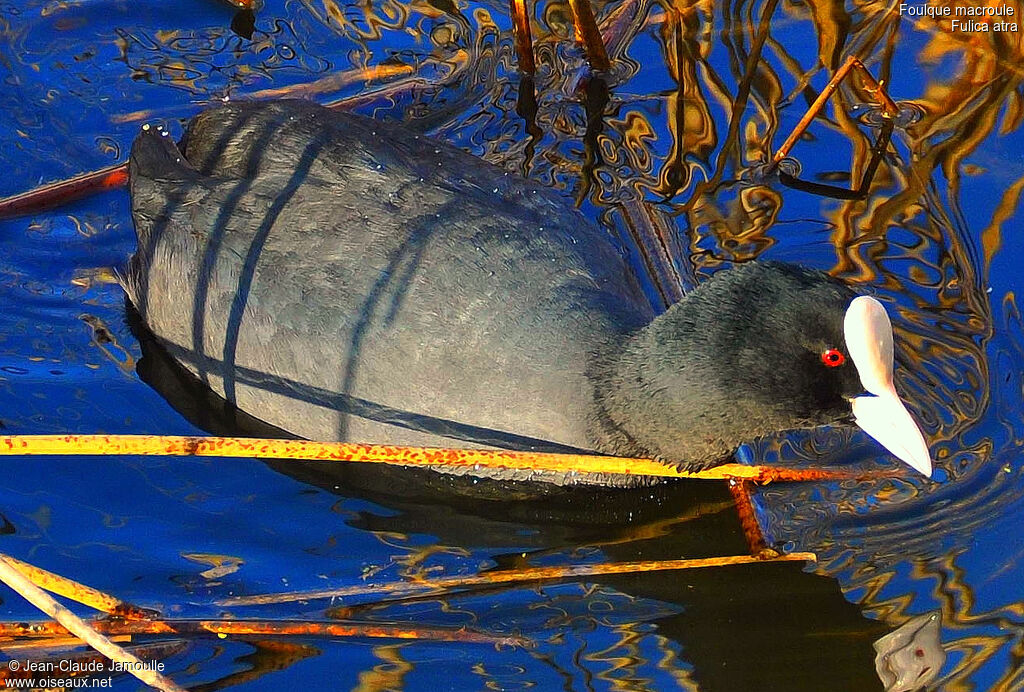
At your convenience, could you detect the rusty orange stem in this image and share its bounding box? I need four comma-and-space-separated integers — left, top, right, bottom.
568, 0, 612, 72
728, 480, 773, 557
773, 56, 899, 165
220, 552, 817, 606
0, 434, 907, 483
0, 164, 127, 220
0, 618, 524, 646
509, 0, 536, 74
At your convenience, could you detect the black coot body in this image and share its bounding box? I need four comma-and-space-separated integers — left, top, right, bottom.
123, 99, 919, 486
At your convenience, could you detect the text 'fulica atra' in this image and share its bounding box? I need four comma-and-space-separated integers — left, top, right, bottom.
122, 99, 930, 486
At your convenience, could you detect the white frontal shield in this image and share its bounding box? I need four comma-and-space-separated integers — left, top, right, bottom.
844, 296, 932, 477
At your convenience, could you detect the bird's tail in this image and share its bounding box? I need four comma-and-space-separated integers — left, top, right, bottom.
129, 125, 197, 186
120, 125, 200, 309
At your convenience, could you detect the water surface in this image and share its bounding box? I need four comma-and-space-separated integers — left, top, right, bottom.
1, 0, 1022, 689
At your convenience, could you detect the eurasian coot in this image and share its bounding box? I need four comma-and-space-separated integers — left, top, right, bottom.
123, 99, 930, 485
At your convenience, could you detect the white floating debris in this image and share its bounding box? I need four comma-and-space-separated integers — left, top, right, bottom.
874, 612, 945, 692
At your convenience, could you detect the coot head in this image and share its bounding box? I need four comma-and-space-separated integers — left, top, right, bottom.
602, 262, 931, 476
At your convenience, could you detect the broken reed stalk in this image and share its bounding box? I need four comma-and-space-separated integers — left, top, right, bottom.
620, 196, 689, 304
0, 555, 151, 620
219, 552, 817, 607
772, 55, 899, 165
0, 62, 444, 220
509, 0, 536, 74
728, 481, 773, 557
567, 0, 612, 72
113, 64, 419, 125
0, 556, 186, 692
0, 553, 519, 647
0, 618, 524, 647
598, 0, 649, 59
0, 434, 900, 483
0, 164, 127, 219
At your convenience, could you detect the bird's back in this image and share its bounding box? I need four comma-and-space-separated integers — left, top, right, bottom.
127, 100, 655, 461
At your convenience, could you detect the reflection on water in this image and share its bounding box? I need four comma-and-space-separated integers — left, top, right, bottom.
874, 612, 945, 692
1, 0, 1024, 689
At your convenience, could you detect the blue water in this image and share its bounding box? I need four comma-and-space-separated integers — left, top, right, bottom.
1, 1, 1023, 690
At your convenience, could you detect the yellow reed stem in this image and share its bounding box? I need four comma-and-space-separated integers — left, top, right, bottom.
111, 64, 416, 124
0, 555, 151, 619
0, 434, 888, 483
773, 55, 899, 164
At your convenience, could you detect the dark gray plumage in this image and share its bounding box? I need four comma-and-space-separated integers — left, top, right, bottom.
124, 99, 871, 486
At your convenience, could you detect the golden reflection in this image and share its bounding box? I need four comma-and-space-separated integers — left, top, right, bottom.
304, 0, 410, 41
584, 622, 667, 690
354, 644, 413, 692
652, 6, 717, 199
195, 640, 322, 691
655, 634, 701, 691
980, 173, 1024, 272
688, 185, 781, 262
542, 1, 575, 40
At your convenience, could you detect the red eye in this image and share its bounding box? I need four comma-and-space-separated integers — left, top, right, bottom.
821, 348, 845, 367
